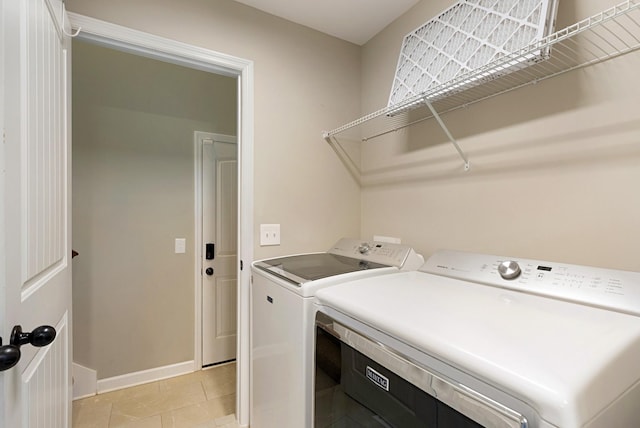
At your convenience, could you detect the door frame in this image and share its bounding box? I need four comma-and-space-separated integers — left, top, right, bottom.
194, 131, 237, 368
67, 14, 254, 426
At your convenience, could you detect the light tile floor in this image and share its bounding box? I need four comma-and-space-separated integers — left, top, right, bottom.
73, 362, 238, 428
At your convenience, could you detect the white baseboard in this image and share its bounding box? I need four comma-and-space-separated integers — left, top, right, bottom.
73, 362, 98, 400
97, 360, 195, 394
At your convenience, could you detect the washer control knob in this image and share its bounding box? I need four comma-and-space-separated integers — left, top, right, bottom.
498, 260, 521, 280
358, 243, 371, 255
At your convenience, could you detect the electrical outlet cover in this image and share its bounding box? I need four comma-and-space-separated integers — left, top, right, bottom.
260, 224, 280, 246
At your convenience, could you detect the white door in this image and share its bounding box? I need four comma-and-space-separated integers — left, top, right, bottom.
1, 0, 72, 427
200, 133, 238, 366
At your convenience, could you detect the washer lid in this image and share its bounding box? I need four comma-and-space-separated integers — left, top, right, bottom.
315, 271, 640, 427
254, 253, 389, 286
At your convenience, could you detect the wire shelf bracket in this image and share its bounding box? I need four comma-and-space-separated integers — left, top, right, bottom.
424, 98, 470, 171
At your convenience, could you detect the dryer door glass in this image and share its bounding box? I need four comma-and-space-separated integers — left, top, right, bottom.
314, 313, 527, 428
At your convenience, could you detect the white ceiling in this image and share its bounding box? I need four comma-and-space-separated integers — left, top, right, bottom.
232, 0, 420, 45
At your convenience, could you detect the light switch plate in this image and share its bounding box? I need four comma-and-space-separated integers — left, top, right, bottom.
175, 238, 186, 254
260, 224, 280, 246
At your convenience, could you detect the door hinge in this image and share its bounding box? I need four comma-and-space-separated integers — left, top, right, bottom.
240, 260, 244, 271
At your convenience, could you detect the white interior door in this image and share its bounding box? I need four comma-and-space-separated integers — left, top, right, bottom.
1, 0, 72, 427
201, 133, 238, 366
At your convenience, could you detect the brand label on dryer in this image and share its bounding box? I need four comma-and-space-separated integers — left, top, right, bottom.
366, 366, 389, 391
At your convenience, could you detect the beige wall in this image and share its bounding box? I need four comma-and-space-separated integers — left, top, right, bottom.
358, 0, 640, 272
68, 0, 362, 378
67, 0, 362, 261
72, 40, 237, 378
71, 0, 640, 380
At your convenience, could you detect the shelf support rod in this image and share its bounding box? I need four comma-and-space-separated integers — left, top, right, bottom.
323, 132, 361, 185
424, 98, 470, 171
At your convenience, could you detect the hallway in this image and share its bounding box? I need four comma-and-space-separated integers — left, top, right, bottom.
72, 362, 237, 428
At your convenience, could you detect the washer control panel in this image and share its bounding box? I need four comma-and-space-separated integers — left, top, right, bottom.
422, 249, 640, 316
330, 238, 423, 270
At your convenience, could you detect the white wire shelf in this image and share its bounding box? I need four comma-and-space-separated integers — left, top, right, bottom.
324, 0, 640, 143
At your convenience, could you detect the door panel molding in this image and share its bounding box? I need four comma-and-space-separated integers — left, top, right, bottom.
22, 0, 68, 295
216, 158, 238, 257
216, 279, 238, 337
22, 312, 69, 428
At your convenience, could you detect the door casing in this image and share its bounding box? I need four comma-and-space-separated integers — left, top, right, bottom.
67, 13, 254, 426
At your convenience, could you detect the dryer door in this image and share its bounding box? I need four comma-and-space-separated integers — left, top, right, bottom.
314, 312, 528, 428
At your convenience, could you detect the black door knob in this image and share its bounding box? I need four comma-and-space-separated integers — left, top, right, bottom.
0, 339, 20, 372
205, 267, 214, 276
0, 325, 56, 372
11, 325, 56, 348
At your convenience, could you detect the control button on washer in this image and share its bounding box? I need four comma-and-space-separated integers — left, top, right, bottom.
498, 260, 522, 280
358, 243, 371, 255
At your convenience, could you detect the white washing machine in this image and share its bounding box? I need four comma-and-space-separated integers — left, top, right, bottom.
314, 250, 640, 427
250, 238, 423, 428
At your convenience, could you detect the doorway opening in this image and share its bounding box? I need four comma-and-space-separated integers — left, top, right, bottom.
69, 13, 253, 426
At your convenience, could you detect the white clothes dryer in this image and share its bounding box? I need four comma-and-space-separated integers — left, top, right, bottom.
313, 249, 640, 428
250, 238, 423, 428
